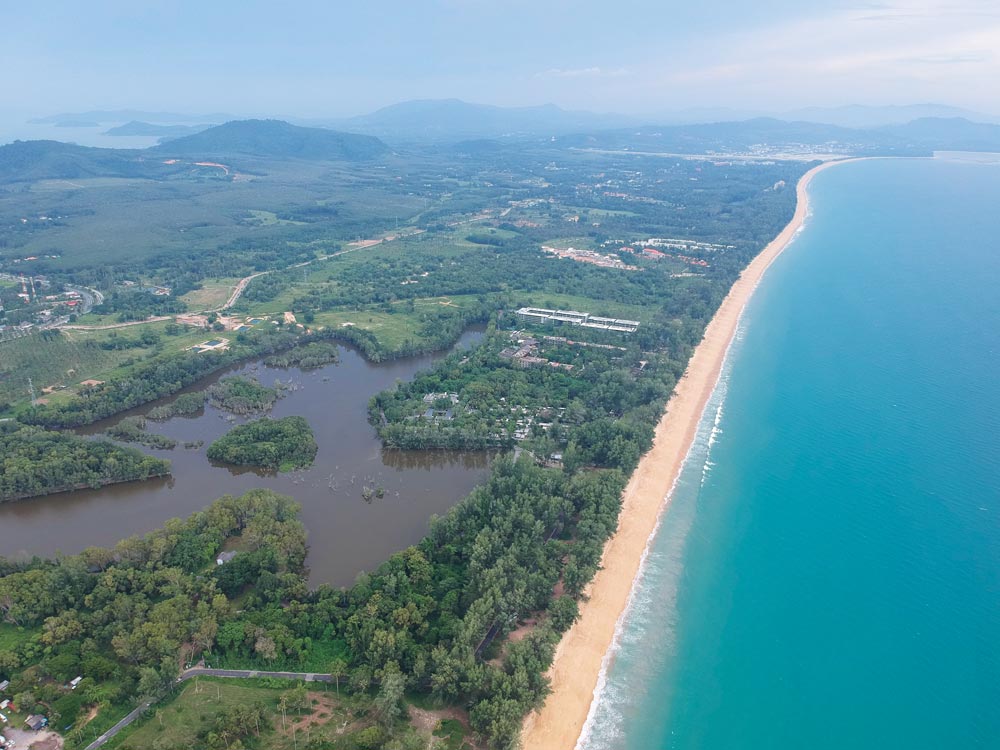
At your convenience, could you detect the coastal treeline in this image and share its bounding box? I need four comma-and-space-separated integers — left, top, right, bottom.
206, 415, 317, 471
0, 422, 170, 502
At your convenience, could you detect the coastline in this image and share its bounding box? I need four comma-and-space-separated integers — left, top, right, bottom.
521, 157, 857, 750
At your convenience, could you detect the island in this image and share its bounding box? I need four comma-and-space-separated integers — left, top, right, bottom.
206, 415, 317, 471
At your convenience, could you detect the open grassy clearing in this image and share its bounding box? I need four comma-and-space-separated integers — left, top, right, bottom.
179, 277, 242, 310
104, 677, 465, 750
312, 309, 426, 351
0, 623, 40, 651
242, 209, 307, 226
0, 322, 210, 408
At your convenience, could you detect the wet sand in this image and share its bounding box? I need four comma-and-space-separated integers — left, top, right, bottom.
521, 159, 856, 749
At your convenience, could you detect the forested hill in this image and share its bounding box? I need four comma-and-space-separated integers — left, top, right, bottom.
150, 119, 390, 160
0, 140, 172, 183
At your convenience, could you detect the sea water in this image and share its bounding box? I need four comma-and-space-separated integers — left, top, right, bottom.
580, 156, 1000, 749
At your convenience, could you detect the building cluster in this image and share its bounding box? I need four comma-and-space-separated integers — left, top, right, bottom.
499, 335, 574, 371
515, 307, 640, 334
618, 246, 711, 267
540, 245, 640, 272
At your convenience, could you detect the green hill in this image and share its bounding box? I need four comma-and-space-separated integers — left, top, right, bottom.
151, 119, 390, 160
0, 140, 171, 183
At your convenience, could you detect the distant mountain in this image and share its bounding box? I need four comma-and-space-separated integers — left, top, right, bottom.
783, 104, 1000, 129
321, 99, 637, 140
104, 121, 215, 138
31, 109, 236, 125
151, 119, 389, 160
880, 117, 1000, 152
551, 117, 922, 156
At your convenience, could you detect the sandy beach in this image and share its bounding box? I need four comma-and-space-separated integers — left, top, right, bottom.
521, 158, 855, 750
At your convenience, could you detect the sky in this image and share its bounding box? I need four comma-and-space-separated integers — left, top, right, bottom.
2, 0, 999, 119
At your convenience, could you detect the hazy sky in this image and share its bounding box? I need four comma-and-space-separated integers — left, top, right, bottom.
2, 0, 999, 117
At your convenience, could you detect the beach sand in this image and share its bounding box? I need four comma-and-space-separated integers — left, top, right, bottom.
521, 158, 854, 750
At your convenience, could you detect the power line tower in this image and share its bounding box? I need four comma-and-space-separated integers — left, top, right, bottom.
28, 376, 37, 405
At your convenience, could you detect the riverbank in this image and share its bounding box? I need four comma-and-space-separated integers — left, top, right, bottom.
521, 158, 857, 749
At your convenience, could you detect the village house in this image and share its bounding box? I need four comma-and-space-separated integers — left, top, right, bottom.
216, 551, 237, 566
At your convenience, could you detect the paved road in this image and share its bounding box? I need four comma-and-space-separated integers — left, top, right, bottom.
82, 668, 331, 749
179, 667, 332, 683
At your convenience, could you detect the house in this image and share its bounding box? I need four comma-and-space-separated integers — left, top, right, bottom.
0, 680, 7, 692
70, 676, 83, 690
216, 551, 237, 566
25, 715, 47, 731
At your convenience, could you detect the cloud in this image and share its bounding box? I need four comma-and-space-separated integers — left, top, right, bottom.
631, 0, 1000, 111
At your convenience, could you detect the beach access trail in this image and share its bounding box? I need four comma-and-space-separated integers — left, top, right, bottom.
521, 158, 861, 750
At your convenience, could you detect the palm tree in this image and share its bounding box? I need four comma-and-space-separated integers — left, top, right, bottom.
328, 658, 348, 696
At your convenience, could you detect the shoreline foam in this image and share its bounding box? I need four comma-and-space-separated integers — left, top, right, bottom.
521, 158, 859, 750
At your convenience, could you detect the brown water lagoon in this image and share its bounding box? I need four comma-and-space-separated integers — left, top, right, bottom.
0, 330, 491, 586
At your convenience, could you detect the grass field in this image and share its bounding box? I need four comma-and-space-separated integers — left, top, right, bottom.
313, 309, 426, 352
179, 278, 241, 310
0, 623, 39, 651
0, 323, 210, 409
105, 678, 391, 750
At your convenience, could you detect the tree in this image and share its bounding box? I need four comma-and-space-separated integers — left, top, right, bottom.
328, 658, 348, 696
374, 665, 405, 729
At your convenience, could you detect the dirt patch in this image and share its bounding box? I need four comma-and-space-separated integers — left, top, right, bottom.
2, 728, 64, 750
79, 704, 100, 728
409, 704, 481, 749
281, 691, 336, 735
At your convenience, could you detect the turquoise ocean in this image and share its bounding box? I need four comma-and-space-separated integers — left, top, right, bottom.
580, 157, 1000, 749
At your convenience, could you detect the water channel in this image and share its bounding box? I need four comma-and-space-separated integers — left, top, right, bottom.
0, 329, 492, 586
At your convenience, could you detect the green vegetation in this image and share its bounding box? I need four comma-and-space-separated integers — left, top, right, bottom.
147, 391, 208, 420
0, 422, 170, 502
17, 326, 303, 427
0, 122, 840, 748
263, 340, 339, 368
208, 375, 284, 415
0, 490, 305, 746
108, 677, 434, 750
104, 415, 178, 449
207, 416, 317, 471
372, 323, 672, 461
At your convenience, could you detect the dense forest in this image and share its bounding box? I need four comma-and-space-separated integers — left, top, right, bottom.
263, 340, 339, 369
0, 490, 306, 742
208, 375, 285, 415
104, 415, 178, 449
0, 422, 170, 501
207, 416, 317, 471
0, 460, 620, 749
147, 391, 208, 420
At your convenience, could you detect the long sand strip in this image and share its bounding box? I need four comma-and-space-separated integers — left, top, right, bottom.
521, 158, 858, 750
